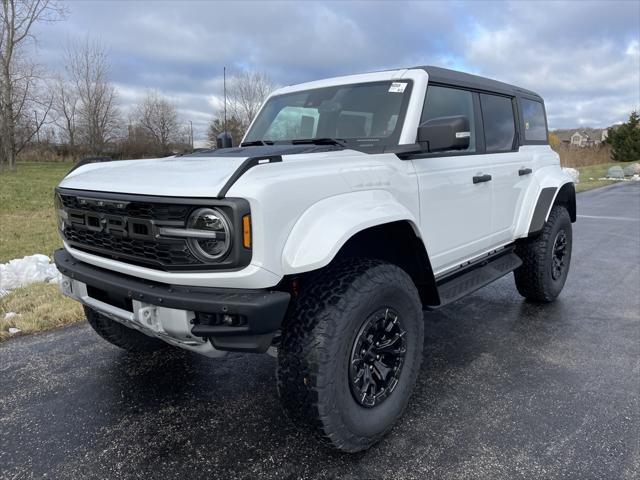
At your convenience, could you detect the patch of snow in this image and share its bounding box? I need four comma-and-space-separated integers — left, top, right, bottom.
8, 327, 21, 334
0, 254, 61, 297
4, 311, 20, 320
563, 167, 579, 184
598, 177, 635, 182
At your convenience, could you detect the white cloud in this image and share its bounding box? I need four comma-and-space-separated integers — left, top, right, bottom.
464, 2, 640, 128
31, 0, 640, 136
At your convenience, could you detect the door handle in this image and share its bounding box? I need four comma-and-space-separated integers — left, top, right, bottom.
473, 174, 492, 184
518, 168, 532, 176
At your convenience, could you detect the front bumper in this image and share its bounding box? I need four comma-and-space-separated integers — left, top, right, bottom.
54, 249, 291, 354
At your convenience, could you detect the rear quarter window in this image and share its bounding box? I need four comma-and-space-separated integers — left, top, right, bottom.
521, 98, 548, 142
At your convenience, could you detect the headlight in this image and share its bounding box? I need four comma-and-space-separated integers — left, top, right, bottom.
186, 208, 231, 261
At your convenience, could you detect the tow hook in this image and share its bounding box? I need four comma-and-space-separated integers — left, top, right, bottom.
137, 305, 160, 332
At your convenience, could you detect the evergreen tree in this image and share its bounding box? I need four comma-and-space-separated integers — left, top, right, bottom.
606, 111, 640, 162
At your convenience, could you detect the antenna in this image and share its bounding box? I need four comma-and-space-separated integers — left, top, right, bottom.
223, 66, 227, 133
215, 66, 233, 149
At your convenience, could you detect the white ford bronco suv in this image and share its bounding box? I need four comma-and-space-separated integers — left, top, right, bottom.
54, 66, 575, 452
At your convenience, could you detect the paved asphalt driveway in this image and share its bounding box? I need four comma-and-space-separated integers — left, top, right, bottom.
1, 182, 639, 480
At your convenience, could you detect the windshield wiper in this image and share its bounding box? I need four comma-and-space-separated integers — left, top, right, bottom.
291, 138, 349, 147
240, 140, 274, 147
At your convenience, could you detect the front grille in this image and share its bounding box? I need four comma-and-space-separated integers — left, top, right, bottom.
57, 188, 252, 272
59, 192, 204, 270
63, 227, 200, 268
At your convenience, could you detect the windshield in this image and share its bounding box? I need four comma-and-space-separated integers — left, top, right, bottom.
243, 80, 413, 148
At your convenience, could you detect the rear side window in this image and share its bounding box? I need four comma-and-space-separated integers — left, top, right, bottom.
421, 85, 476, 152
521, 98, 548, 141
480, 94, 516, 152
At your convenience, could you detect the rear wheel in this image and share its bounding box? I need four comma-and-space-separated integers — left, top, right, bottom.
514, 205, 572, 302
85, 306, 167, 352
276, 259, 424, 452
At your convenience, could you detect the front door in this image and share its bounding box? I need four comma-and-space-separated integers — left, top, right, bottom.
412, 85, 494, 274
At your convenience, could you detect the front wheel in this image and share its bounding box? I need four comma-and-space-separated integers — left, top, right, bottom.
276, 259, 424, 452
514, 205, 573, 303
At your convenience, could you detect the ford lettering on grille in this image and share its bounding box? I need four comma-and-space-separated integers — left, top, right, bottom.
68, 210, 156, 240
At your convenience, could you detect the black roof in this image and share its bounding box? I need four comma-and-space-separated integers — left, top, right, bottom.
415, 66, 542, 100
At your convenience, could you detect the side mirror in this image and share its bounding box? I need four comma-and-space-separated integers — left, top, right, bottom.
216, 132, 233, 149
417, 115, 470, 152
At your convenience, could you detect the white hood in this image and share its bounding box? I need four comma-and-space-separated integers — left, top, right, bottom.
59, 155, 249, 197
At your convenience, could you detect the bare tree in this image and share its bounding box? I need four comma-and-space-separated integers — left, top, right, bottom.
226, 71, 275, 134
135, 91, 179, 153
9, 58, 52, 145
51, 74, 77, 149
66, 37, 120, 155
0, 0, 65, 172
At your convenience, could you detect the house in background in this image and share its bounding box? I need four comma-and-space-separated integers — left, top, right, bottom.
555, 128, 609, 147
571, 131, 594, 147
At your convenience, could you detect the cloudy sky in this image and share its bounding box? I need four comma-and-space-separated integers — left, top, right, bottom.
34, 0, 639, 141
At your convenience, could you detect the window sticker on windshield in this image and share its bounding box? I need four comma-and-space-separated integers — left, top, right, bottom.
388, 82, 407, 93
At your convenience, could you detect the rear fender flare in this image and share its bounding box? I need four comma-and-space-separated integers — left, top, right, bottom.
516, 166, 575, 237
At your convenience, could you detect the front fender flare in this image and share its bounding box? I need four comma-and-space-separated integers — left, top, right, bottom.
282, 190, 420, 274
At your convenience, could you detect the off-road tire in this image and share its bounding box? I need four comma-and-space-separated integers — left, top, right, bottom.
276, 258, 424, 452
514, 205, 572, 303
85, 306, 167, 352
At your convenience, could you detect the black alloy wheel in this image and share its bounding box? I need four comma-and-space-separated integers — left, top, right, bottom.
349, 308, 407, 408
551, 229, 568, 281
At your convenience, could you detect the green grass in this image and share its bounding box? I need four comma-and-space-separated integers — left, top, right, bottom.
0, 162, 73, 262
574, 162, 624, 193
0, 162, 81, 341
0, 282, 83, 341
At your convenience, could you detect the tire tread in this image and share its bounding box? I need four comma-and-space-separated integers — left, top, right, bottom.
276, 258, 423, 452
514, 205, 571, 303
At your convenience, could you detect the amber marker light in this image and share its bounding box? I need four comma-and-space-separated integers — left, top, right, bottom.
242, 215, 252, 248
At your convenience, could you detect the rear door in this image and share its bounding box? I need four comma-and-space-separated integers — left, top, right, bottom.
477, 93, 525, 245
411, 85, 494, 274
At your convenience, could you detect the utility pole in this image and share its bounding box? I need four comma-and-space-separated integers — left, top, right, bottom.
189, 120, 193, 149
